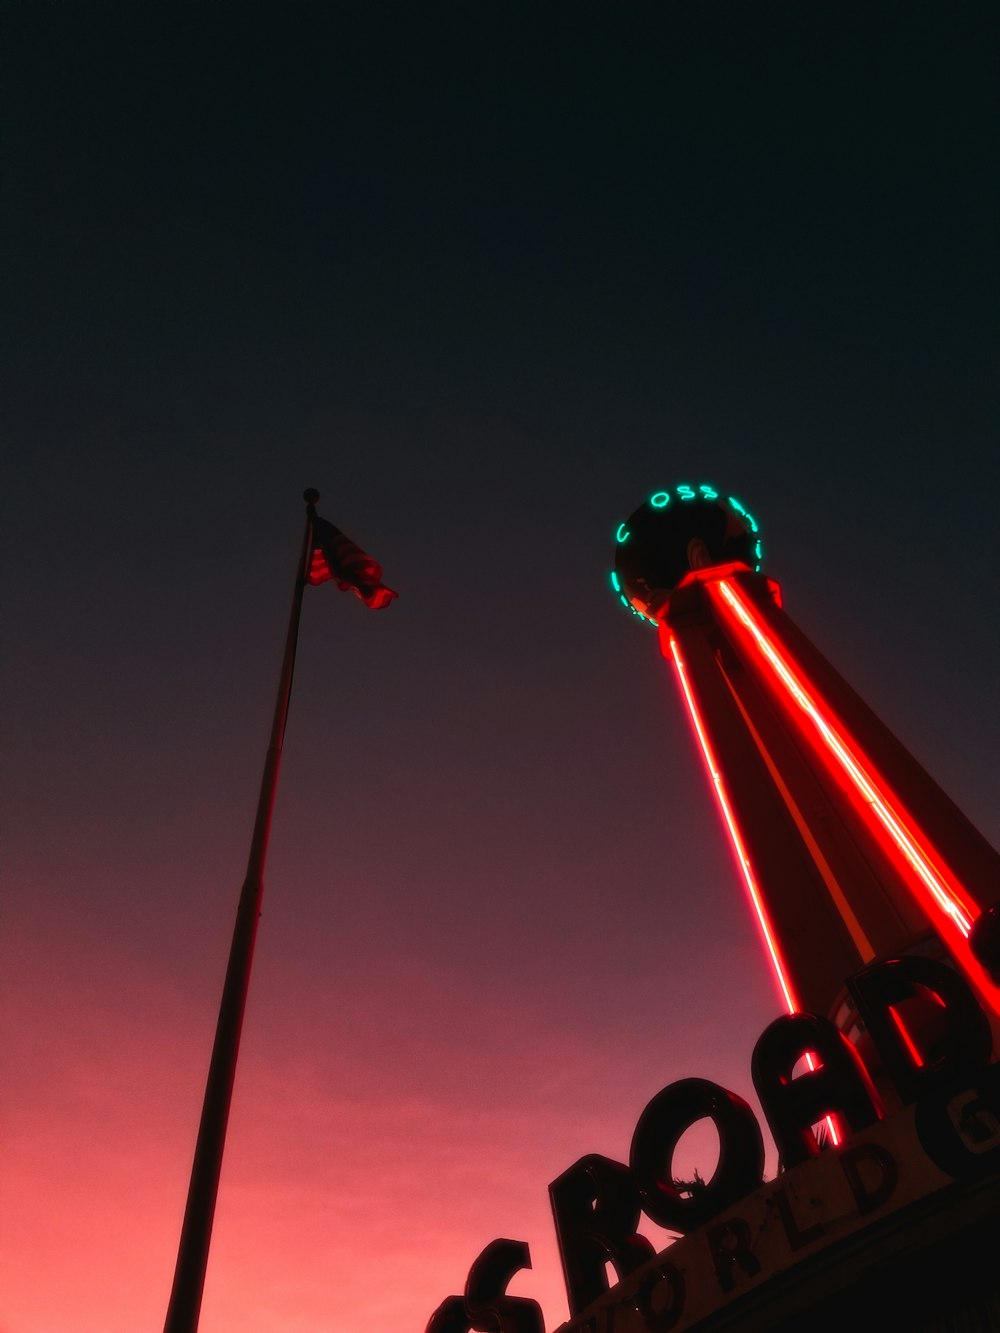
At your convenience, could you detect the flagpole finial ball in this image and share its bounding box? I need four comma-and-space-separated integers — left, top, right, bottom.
303, 488, 320, 506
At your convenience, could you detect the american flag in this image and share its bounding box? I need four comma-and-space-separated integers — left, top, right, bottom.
307, 514, 397, 609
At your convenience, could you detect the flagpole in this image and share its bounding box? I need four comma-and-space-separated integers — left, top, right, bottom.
164, 488, 320, 1333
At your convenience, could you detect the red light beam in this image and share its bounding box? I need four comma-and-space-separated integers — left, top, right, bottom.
666, 632, 842, 1144
708, 576, 1000, 1019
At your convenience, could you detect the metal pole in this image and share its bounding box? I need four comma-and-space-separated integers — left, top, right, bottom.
163, 489, 319, 1333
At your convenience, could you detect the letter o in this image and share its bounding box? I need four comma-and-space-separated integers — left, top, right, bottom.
634, 1263, 685, 1331
629, 1078, 765, 1233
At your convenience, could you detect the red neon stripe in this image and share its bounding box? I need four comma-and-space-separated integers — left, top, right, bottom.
707, 576, 1000, 1023
888, 1006, 925, 1068
709, 579, 976, 938
668, 634, 800, 1011
668, 633, 841, 1144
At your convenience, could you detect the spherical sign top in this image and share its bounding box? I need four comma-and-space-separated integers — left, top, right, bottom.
611, 484, 764, 623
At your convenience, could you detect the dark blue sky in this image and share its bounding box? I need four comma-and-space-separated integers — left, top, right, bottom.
4, 6, 999, 1330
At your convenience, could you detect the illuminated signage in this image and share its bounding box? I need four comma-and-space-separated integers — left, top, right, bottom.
610, 488, 764, 628
426, 955, 1000, 1332
428, 486, 1000, 1332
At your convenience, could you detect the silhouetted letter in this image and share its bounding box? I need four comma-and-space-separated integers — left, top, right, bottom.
848, 956, 991, 1103
465, 1239, 544, 1333
549, 1154, 655, 1316
839, 1142, 898, 1214
706, 1216, 761, 1293
629, 1078, 764, 1232
633, 1262, 686, 1331
425, 1297, 471, 1333
771, 1187, 825, 1251
752, 1012, 882, 1167
425, 1239, 544, 1333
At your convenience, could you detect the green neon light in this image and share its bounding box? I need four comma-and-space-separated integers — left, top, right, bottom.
728, 494, 760, 533
610, 487, 765, 625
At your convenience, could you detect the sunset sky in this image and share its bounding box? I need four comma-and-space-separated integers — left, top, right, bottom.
4, 7, 999, 1331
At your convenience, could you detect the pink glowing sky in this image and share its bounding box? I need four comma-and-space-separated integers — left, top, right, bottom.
4, 8, 998, 1331
4, 727, 781, 1332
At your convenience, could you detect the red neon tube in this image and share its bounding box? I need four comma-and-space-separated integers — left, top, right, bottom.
668, 634, 841, 1144
707, 577, 1000, 1016
668, 635, 800, 1013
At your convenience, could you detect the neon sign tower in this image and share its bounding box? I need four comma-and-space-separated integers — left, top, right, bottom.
425, 497, 1000, 1333
611, 485, 1000, 1046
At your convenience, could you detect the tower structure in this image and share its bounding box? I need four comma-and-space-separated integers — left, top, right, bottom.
426, 490, 1000, 1333
425, 492, 1000, 1333
611, 484, 1000, 1054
